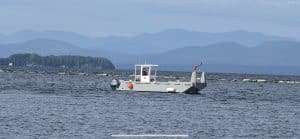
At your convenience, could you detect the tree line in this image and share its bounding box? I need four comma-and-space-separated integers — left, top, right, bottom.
0, 53, 115, 70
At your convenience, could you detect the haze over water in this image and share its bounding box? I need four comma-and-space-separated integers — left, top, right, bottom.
0, 71, 299, 138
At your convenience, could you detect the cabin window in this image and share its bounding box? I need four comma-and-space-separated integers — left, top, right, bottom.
142, 67, 149, 76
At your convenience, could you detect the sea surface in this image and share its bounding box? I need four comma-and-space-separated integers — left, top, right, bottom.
0, 71, 299, 138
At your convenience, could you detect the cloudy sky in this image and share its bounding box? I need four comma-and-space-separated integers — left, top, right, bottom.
0, 0, 299, 38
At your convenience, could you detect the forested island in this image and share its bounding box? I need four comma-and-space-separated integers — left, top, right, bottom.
0, 53, 115, 70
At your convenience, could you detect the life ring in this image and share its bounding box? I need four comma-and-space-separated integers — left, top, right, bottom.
127, 82, 133, 89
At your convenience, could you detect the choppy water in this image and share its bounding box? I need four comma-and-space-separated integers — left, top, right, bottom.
0, 72, 299, 138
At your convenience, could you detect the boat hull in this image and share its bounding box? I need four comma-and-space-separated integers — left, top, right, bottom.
115, 80, 206, 93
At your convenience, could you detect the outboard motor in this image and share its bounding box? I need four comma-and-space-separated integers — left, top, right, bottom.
110, 79, 120, 90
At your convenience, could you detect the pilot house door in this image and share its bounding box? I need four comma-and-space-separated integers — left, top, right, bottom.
141, 67, 150, 83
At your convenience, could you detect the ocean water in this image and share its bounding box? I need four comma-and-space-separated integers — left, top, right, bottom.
0, 71, 299, 138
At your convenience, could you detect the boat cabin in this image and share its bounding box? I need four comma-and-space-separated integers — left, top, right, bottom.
134, 64, 158, 83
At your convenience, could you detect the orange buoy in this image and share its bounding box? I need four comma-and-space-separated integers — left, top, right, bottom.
127, 82, 133, 89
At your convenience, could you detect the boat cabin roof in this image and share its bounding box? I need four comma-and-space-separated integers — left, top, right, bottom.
135, 64, 158, 67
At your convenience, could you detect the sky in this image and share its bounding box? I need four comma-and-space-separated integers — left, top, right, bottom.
0, 0, 300, 38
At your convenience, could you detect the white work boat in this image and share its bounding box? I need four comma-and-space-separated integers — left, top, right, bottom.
110, 64, 207, 93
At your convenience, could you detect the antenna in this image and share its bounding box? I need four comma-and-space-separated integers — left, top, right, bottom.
193, 62, 203, 71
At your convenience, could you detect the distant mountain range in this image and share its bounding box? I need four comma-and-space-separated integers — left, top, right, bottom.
0, 29, 294, 54
0, 39, 81, 56
148, 41, 300, 66
0, 29, 299, 75
0, 30, 96, 48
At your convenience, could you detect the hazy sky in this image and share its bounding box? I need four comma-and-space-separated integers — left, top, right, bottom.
0, 0, 299, 38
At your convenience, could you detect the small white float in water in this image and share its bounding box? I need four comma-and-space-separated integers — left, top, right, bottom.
58, 72, 66, 75
97, 73, 109, 76
78, 72, 87, 76
110, 64, 207, 94
256, 79, 266, 83
286, 81, 296, 84
242, 79, 251, 82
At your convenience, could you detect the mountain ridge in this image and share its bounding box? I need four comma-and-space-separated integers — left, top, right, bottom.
0, 29, 295, 54
148, 41, 300, 67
